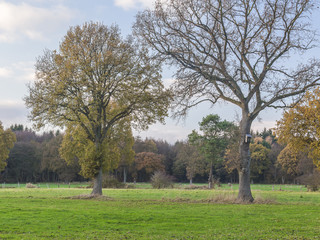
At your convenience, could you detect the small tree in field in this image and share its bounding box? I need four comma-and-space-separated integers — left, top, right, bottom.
118, 129, 135, 184
25, 22, 171, 195
174, 141, 206, 185
189, 114, 236, 188
249, 143, 271, 183
134, 0, 320, 201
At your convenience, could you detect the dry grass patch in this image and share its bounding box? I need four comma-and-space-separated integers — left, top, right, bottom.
25, 183, 39, 188
183, 185, 208, 190
66, 194, 113, 201
253, 194, 278, 204
206, 193, 277, 204
161, 193, 277, 204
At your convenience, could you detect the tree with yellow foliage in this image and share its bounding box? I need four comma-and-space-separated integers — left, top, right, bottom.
276, 88, 320, 170
60, 116, 134, 191
0, 122, 16, 171
25, 22, 171, 195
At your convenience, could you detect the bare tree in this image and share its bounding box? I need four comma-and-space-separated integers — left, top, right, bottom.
134, 0, 320, 202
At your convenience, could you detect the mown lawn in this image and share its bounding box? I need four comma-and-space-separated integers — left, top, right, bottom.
0, 187, 319, 239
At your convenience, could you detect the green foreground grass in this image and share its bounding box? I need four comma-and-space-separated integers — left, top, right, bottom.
0, 186, 319, 239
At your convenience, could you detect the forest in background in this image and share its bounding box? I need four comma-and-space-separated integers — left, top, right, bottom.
1, 122, 318, 187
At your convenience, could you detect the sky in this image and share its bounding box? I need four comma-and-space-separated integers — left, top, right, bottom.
0, 0, 318, 143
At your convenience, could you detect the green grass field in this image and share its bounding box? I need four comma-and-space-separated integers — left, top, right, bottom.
0, 185, 319, 239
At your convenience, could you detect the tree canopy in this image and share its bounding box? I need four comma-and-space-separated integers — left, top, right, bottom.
25, 22, 171, 195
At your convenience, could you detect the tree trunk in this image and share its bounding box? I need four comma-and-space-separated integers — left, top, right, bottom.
208, 163, 213, 189
190, 178, 193, 185
237, 113, 254, 202
123, 167, 127, 184
91, 168, 103, 195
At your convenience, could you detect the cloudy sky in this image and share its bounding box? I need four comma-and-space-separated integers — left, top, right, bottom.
0, 0, 317, 143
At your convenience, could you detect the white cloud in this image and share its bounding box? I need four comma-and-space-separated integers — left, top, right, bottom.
0, 67, 12, 77
12, 62, 35, 82
0, 1, 75, 42
0, 100, 24, 107
1, 62, 35, 83
252, 120, 277, 132
0, 100, 28, 127
114, 0, 154, 10
133, 121, 192, 143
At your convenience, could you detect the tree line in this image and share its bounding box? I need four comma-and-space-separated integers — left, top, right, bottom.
1, 118, 318, 189
0, 124, 82, 183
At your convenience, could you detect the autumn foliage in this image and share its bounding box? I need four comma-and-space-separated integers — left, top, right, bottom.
25, 22, 171, 195
0, 122, 16, 171
276, 88, 320, 170
135, 152, 165, 175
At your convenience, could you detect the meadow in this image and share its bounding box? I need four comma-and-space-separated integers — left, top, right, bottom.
0, 184, 319, 239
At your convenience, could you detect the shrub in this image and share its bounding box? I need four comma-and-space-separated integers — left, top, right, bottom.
213, 178, 221, 188
26, 183, 38, 188
297, 169, 320, 192
102, 175, 126, 188
88, 175, 125, 189
151, 171, 174, 189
